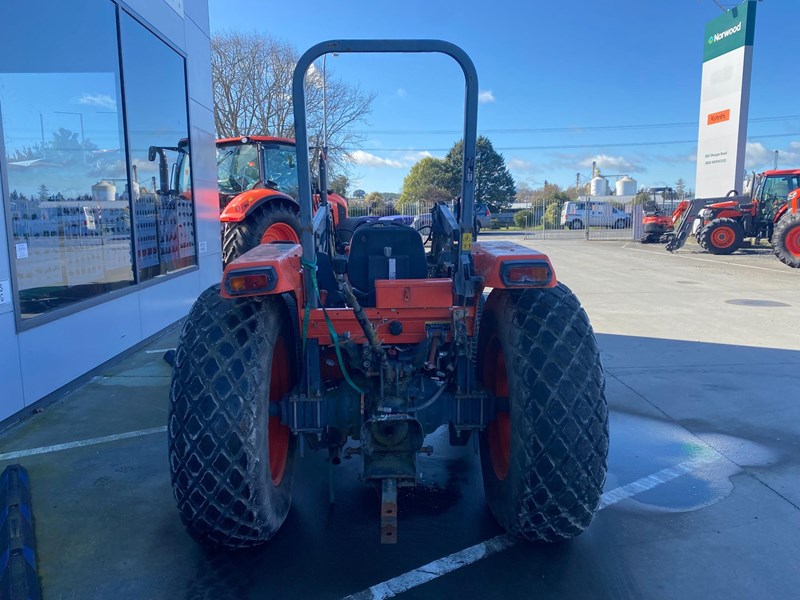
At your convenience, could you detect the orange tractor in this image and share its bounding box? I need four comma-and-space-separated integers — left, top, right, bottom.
167, 40, 609, 549
216, 136, 349, 265
666, 170, 800, 266
773, 186, 800, 268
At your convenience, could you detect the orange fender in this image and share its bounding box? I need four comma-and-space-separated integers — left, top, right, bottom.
220, 189, 297, 223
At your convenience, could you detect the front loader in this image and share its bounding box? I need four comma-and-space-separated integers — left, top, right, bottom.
167, 40, 609, 548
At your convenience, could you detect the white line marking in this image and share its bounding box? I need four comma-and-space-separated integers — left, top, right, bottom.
622, 243, 785, 273
145, 348, 176, 354
342, 454, 718, 600
0, 426, 167, 461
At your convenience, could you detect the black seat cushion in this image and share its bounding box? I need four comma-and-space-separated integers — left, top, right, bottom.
347, 222, 427, 306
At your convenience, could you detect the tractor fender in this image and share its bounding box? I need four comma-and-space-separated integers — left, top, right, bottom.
220, 189, 297, 223
789, 188, 800, 213
471, 240, 557, 290
774, 203, 789, 223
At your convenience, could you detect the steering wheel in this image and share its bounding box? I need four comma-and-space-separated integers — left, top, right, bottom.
726, 189, 739, 197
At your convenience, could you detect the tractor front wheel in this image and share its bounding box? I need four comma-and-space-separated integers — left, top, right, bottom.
477, 284, 608, 542
222, 201, 300, 266
772, 213, 800, 268
168, 285, 298, 549
698, 218, 743, 255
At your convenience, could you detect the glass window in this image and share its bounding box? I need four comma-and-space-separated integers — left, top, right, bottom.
119, 12, 196, 282
0, 0, 134, 319
217, 143, 260, 194
263, 143, 299, 198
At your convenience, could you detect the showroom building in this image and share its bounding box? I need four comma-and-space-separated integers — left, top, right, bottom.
0, 0, 220, 421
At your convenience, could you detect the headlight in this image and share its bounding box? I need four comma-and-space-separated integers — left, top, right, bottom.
698, 209, 712, 219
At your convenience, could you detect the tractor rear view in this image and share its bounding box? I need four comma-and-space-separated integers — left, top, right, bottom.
217, 136, 349, 265
167, 40, 608, 549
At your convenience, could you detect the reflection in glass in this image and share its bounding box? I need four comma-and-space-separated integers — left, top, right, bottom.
0, 0, 134, 318
120, 13, 196, 281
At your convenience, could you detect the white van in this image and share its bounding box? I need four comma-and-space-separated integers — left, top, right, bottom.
560, 200, 631, 229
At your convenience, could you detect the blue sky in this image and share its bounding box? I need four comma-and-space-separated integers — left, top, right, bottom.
208, 0, 800, 195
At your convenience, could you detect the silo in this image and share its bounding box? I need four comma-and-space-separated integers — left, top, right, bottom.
92, 180, 116, 202
590, 175, 609, 197
616, 176, 637, 196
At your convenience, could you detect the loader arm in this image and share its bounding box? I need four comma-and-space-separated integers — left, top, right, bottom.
665, 199, 710, 252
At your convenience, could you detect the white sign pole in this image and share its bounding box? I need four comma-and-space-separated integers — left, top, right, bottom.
694, 1, 757, 199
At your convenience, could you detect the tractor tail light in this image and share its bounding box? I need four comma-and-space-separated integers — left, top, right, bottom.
224, 267, 277, 296
500, 261, 552, 287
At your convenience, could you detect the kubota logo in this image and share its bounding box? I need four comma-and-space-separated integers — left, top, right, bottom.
708, 21, 742, 44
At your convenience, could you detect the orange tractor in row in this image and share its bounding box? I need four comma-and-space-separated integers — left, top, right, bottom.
660, 169, 800, 268
167, 40, 609, 549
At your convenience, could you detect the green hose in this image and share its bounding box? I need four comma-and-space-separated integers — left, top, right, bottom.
301, 258, 364, 395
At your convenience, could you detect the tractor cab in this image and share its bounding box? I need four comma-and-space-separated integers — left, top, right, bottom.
216, 136, 299, 209
216, 135, 349, 264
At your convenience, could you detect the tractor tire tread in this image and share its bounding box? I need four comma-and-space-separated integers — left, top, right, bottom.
168, 285, 294, 549
480, 283, 608, 542
772, 212, 800, 268
698, 217, 743, 255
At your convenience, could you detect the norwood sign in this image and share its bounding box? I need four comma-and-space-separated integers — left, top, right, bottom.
695, 0, 757, 198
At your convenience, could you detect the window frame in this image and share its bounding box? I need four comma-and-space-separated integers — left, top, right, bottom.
0, 0, 199, 332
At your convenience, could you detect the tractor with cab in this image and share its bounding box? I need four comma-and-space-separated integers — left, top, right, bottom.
216, 136, 349, 265
167, 40, 609, 548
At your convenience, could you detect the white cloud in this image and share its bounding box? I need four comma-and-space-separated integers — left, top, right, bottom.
77, 93, 116, 110
478, 90, 495, 104
507, 158, 538, 173
579, 154, 643, 173
402, 150, 433, 164
396, 88, 407, 97
349, 150, 403, 168
746, 141, 800, 170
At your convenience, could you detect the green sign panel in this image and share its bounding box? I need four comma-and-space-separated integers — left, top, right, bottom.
703, 0, 757, 63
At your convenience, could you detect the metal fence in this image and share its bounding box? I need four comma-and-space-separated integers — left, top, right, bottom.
489, 198, 640, 241
343, 198, 646, 242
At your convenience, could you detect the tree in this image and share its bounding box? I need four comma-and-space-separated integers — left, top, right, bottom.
329, 174, 349, 197
37, 184, 50, 202
442, 136, 516, 212
543, 203, 561, 228
513, 210, 533, 228
352, 189, 366, 199
364, 191, 385, 213
398, 157, 451, 208
675, 178, 687, 198
211, 31, 375, 175
633, 189, 651, 205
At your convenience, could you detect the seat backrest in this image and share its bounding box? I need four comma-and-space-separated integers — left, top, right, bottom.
347, 222, 427, 306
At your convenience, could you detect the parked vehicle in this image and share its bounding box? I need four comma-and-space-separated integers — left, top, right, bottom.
167, 39, 608, 549
475, 203, 491, 230
560, 200, 631, 229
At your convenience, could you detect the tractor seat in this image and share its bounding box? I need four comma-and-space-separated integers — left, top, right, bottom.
346, 222, 428, 306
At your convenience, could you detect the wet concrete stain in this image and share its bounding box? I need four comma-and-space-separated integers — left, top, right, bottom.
608, 411, 775, 514
725, 299, 791, 307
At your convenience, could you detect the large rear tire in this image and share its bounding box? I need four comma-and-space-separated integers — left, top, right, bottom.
772, 212, 800, 268
477, 284, 608, 542
698, 218, 743, 255
168, 285, 298, 549
222, 202, 300, 266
